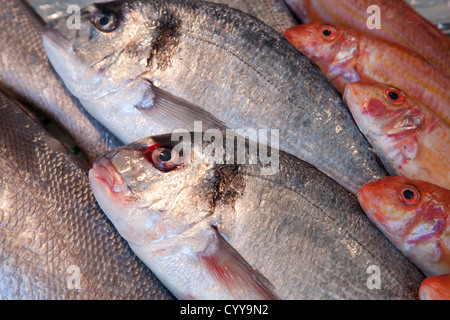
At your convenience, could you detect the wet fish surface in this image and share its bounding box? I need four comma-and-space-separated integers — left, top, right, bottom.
344, 82, 450, 189
43, 0, 387, 195
89, 133, 424, 299
205, 0, 299, 33
358, 176, 450, 277
284, 0, 450, 76
0, 0, 122, 163
0, 88, 173, 299
419, 274, 450, 300
284, 22, 450, 123
27, 0, 299, 34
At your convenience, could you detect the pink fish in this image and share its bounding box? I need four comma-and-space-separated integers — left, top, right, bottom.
358, 176, 450, 277
284, 0, 450, 75
344, 82, 450, 190
419, 274, 450, 300
284, 22, 450, 123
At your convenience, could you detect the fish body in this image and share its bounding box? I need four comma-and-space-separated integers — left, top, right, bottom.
206, 0, 299, 33
27, 0, 299, 34
0, 0, 122, 163
89, 133, 424, 299
358, 176, 450, 277
344, 82, 450, 189
0, 88, 173, 299
283, 0, 450, 75
284, 22, 450, 123
419, 274, 450, 300
42, 0, 387, 195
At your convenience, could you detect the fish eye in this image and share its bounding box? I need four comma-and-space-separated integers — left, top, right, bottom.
145, 145, 180, 172
398, 186, 420, 205
319, 25, 337, 40
384, 87, 405, 105
92, 10, 118, 33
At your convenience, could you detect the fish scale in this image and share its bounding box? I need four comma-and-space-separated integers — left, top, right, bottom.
0, 89, 173, 299
0, 0, 123, 164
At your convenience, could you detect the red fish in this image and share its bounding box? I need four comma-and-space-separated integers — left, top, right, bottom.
284, 22, 450, 123
344, 82, 450, 190
284, 0, 450, 75
358, 177, 450, 277
419, 274, 450, 300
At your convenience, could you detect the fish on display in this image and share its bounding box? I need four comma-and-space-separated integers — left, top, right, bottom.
344, 82, 450, 190
358, 176, 449, 277
0, 0, 122, 163
89, 132, 424, 299
42, 0, 387, 195
419, 274, 450, 300
26, 0, 299, 34
0, 88, 173, 299
284, 22, 450, 123
206, 0, 300, 34
283, 0, 450, 76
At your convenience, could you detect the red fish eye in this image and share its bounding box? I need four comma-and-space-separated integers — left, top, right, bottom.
398, 186, 420, 205
384, 87, 405, 105
319, 25, 337, 40
143, 144, 180, 172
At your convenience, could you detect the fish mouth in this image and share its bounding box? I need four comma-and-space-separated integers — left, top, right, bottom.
90, 156, 129, 194
43, 25, 72, 51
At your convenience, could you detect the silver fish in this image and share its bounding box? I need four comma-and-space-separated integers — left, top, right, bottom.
0, 0, 122, 163
27, 0, 299, 34
0, 88, 173, 299
42, 0, 387, 195
89, 132, 424, 299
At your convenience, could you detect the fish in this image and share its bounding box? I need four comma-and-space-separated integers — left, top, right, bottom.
343, 82, 450, 190
419, 274, 450, 300
284, 22, 450, 123
89, 132, 424, 299
206, 0, 300, 34
42, 0, 387, 195
283, 0, 450, 76
0, 88, 173, 299
26, 0, 300, 34
358, 176, 450, 277
0, 0, 122, 163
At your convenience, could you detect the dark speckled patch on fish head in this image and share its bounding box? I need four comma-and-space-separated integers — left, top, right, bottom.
42, 0, 177, 99
145, 8, 181, 70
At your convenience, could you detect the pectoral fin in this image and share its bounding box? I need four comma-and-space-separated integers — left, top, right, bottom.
198, 228, 279, 300
135, 81, 228, 132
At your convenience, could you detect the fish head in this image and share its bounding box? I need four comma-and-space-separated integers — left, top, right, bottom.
89, 133, 219, 246
344, 82, 425, 140
284, 22, 356, 71
358, 177, 449, 274
42, 1, 174, 102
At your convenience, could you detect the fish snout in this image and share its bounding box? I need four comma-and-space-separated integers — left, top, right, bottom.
90, 156, 129, 194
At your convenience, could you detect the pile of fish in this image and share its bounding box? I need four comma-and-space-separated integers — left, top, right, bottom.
0, 0, 448, 300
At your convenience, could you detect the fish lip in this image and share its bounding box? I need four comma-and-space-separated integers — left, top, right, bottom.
42, 25, 72, 51
90, 156, 129, 194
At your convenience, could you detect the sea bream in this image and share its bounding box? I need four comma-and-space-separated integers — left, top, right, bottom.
0, 88, 173, 299
27, 0, 299, 34
89, 132, 424, 299
42, 0, 387, 195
